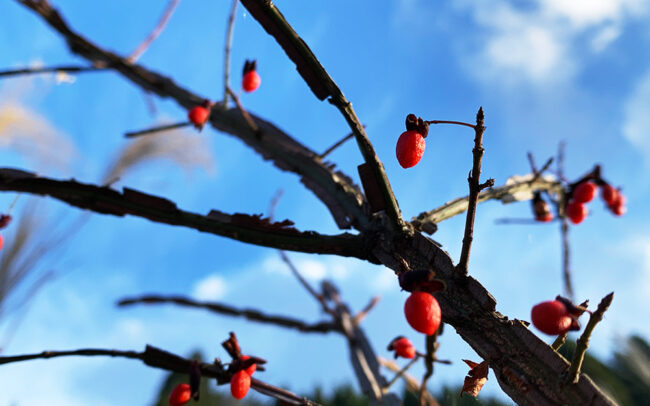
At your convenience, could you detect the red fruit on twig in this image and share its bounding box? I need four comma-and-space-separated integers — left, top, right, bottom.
230, 370, 251, 400
396, 130, 426, 168
242, 59, 261, 93
573, 181, 597, 203
536, 212, 554, 223
608, 192, 627, 216
169, 383, 191, 406
404, 291, 441, 335
188, 106, 210, 127
601, 184, 618, 206
240, 355, 257, 376
531, 300, 572, 335
388, 336, 416, 359
566, 200, 588, 224
0, 234, 4, 251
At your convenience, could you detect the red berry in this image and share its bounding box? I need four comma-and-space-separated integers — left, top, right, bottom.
393, 337, 416, 359
572, 182, 597, 203
565, 201, 588, 224
601, 184, 618, 206
396, 130, 426, 168
188, 106, 210, 127
0, 234, 3, 251
242, 70, 261, 93
531, 300, 572, 335
608, 192, 627, 216
169, 383, 191, 406
230, 370, 251, 400
404, 292, 441, 335
240, 355, 257, 376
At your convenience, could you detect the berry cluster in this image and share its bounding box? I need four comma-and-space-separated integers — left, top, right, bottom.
530, 296, 583, 336
565, 180, 626, 225
387, 336, 416, 359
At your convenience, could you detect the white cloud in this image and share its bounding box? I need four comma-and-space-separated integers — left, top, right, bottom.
623, 70, 650, 164
192, 274, 227, 301
453, 0, 649, 85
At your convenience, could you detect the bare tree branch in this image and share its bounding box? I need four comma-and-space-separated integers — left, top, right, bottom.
238, 0, 402, 229
222, 0, 239, 106
117, 295, 339, 334
14, 0, 369, 231
127, 0, 180, 63
0, 344, 320, 405
0, 168, 372, 260
0, 65, 103, 78
412, 176, 561, 234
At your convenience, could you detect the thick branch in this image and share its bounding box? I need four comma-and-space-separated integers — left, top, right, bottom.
0, 344, 319, 405
0, 168, 372, 260
239, 0, 403, 230
117, 295, 339, 334
16, 0, 368, 231
412, 176, 561, 233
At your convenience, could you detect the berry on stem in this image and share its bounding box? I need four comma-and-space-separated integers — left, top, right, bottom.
601, 184, 618, 206
404, 291, 441, 335
396, 130, 426, 168
242, 59, 261, 93
230, 370, 251, 400
240, 355, 257, 376
608, 191, 627, 216
573, 181, 597, 203
188, 106, 210, 128
530, 300, 572, 335
390, 337, 416, 359
565, 200, 588, 224
169, 383, 191, 406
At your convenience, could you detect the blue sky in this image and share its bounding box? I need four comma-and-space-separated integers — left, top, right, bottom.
1, 0, 650, 404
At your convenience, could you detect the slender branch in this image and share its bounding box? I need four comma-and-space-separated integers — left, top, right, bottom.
457, 108, 489, 275
412, 176, 561, 233
239, 0, 403, 230
567, 292, 614, 383
0, 344, 320, 405
425, 120, 475, 129
557, 142, 575, 301
384, 355, 420, 389
378, 357, 438, 406
278, 251, 332, 315
419, 332, 439, 406
0, 65, 104, 78
16, 0, 369, 231
127, 0, 180, 63
226, 86, 259, 133
318, 130, 358, 159
118, 295, 339, 334
352, 295, 380, 325
124, 121, 191, 138
551, 333, 568, 351
0, 168, 373, 260
223, 0, 239, 106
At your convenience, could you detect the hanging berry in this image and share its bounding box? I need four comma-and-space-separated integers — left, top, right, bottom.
530, 300, 573, 335
388, 336, 416, 359
396, 114, 429, 168
188, 101, 212, 130
532, 192, 553, 222
230, 370, 251, 399
572, 181, 598, 203
565, 200, 588, 224
169, 383, 192, 406
242, 59, 261, 93
404, 291, 441, 335
601, 184, 618, 206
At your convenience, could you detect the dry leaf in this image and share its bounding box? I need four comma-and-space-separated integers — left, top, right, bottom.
460, 359, 489, 397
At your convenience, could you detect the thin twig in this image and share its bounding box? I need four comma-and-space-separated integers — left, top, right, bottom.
318, 129, 362, 159
223, 0, 239, 106
457, 107, 489, 275
124, 121, 191, 138
378, 357, 439, 406
0, 65, 103, 78
495, 218, 554, 225
384, 355, 420, 389
0, 344, 320, 405
117, 295, 339, 334
226, 86, 259, 133
352, 295, 380, 325
567, 292, 614, 383
127, 0, 180, 63
557, 142, 575, 301
425, 120, 475, 129
419, 332, 439, 406
278, 251, 334, 316
552, 332, 568, 351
